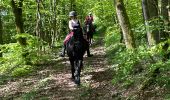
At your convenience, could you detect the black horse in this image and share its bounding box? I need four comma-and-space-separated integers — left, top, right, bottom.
83, 23, 94, 45
66, 28, 88, 85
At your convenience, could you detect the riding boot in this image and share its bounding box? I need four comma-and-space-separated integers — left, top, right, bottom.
60, 45, 66, 57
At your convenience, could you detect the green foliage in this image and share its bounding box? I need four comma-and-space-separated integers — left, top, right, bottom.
106, 38, 170, 98
1, 0, 170, 99
125, 0, 143, 28
11, 65, 33, 77
92, 0, 115, 28
21, 90, 37, 100
0, 34, 49, 77
105, 25, 121, 47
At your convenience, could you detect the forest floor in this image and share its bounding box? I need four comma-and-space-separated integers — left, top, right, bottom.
0, 34, 118, 100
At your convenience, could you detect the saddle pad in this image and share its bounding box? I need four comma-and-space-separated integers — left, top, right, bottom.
64, 32, 74, 45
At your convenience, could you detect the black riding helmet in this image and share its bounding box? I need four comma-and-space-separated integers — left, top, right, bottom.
69, 11, 77, 17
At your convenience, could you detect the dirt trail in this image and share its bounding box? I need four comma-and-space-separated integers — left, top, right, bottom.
0, 35, 116, 100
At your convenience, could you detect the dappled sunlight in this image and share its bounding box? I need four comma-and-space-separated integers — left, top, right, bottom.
0, 34, 117, 99
0, 0, 168, 99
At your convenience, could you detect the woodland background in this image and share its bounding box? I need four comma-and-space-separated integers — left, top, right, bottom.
1, 0, 170, 99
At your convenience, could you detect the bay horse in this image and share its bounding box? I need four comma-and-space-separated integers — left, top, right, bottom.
83, 23, 94, 45
66, 28, 88, 85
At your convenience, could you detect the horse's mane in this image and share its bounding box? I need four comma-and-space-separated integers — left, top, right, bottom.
73, 28, 84, 42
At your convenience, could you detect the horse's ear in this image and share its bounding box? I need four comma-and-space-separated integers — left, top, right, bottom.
78, 20, 80, 24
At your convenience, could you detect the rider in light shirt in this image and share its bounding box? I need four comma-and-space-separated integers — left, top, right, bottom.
60, 11, 93, 57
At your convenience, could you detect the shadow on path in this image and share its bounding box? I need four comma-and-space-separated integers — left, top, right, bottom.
0, 34, 117, 100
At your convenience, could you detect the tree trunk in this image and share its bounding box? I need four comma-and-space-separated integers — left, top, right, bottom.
35, 0, 41, 38
114, 0, 136, 49
168, 0, 170, 21
160, 0, 170, 61
0, 13, 2, 57
160, 0, 169, 40
161, 0, 169, 25
142, 0, 159, 46
11, 0, 31, 64
142, 0, 150, 21
70, 0, 76, 11
148, 0, 159, 43
35, 0, 44, 51
51, 0, 58, 47
11, 0, 26, 46
141, 0, 149, 42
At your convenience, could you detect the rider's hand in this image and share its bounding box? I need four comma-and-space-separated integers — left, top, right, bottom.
73, 28, 77, 30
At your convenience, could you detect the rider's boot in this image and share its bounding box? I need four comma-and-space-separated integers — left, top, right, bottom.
60, 45, 66, 57
87, 47, 93, 57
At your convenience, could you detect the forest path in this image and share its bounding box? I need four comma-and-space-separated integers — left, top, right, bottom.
0, 33, 116, 100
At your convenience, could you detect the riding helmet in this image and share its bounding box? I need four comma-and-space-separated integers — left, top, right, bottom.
69, 11, 77, 17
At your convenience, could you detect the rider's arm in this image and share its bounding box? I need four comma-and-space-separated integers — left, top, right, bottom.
84, 16, 88, 24
69, 20, 74, 31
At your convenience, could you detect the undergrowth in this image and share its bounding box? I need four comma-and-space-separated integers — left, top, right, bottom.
105, 25, 170, 99
0, 34, 51, 79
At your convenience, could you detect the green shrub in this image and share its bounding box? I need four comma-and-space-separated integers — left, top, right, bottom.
12, 65, 33, 77
0, 34, 50, 77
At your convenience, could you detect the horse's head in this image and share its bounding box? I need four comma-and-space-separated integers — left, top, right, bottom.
72, 28, 84, 42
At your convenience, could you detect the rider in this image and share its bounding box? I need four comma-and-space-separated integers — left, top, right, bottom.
85, 12, 95, 32
85, 12, 93, 25
84, 12, 95, 44
60, 11, 93, 57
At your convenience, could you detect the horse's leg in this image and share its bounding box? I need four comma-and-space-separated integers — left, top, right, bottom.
90, 31, 93, 44
87, 32, 90, 43
88, 33, 92, 45
85, 40, 93, 57
74, 60, 82, 85
74, 60, 79, 85
79, 60, 83, 73
89, 35, 92, 45
69, 57, 75, 80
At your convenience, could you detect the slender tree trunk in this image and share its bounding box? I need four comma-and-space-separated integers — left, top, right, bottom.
168, 0, 170, 21
36, 0, 41, 38
142, 0, 159, 46
161, 0, 169, 26
35, 0, 43, 51
114, 0, 136, 49
149, 0, 159, 43
51, 0, 58, 47
160, 0, 170, 61
0, 13, 3, 57
115, 14, 124, 43
142, 0, 150, 21
11, 0, 26, 45
160, 0, 169, 40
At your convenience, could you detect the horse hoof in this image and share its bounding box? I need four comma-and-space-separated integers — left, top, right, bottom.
75, 81, 80, 85
75, 76, 80, 85
59, 53, 65, 57
70, 76, 75, 81
87, 54, 93, 57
